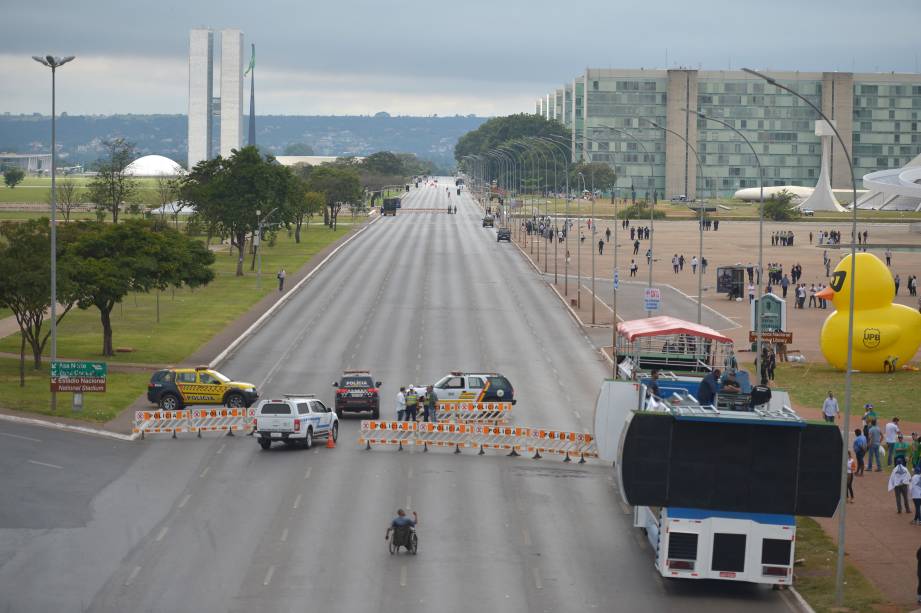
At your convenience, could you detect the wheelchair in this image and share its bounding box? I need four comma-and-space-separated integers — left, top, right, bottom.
388, 525, 418, 555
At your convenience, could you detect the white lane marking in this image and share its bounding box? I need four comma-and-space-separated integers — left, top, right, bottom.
280, 528, 289, 543
293, 494, 302, 510
27, 459, 62, 469
216, 443, 226, 455
405, 495, 412, 509
125, 565, 142, 586
263, 565, 276, 586
407, 467, 413, 479
573, 410, 582, 420
178, 494, 191, 509
521, 527, 531, 546
400, 565, 407, 587
155, 526, 169, 542
0, 413, 136, 442
199, 466, 210, 478
532, 567, 543, 589
417, 353, 422, 360
0, 431, 41, 443
303, 467, 312, 480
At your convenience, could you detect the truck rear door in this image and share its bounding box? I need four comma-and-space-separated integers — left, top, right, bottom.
257, 402, 294, 433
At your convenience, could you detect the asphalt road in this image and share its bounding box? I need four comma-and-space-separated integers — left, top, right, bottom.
0, 180, 797, 612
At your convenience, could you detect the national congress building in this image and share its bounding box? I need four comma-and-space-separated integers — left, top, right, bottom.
536, 69, 921, 199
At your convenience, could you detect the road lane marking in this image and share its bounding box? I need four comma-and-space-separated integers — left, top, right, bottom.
532, 567, 543, 589
521, 527, 531, 546
407, 467, 413, 479
199, 466, 210, 478
280, 528, 289, 543
303, 467, 312, 480
293, 494, 302, 509
405, 495, 411, 509
216, 443, 226, 455
573, 410, 582, 419
155, 527, 169, 542
178, 494, 191, 509
400, 565, 407, 587
263, 565, 275, 586
0, 431, 41, 443
27, 459, 62, 469
125, 566, 142, 586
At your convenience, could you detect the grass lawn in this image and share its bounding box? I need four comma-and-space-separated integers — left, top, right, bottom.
772, 362, 921, 423
793, 517, 886, 613
0, 357, 150, 422
0, 225, 351, 365
0, 177, 161, 205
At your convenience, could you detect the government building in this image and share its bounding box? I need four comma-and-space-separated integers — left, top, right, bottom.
536, 69, 921, 199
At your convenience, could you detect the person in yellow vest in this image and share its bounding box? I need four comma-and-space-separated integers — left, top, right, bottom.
404, 387, 419, 422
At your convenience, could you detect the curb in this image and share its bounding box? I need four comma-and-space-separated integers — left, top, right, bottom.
787, 587, 817, 613
0, 412, 137, 442
209, 215, 380, 368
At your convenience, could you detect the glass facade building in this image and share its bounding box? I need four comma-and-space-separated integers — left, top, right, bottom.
538, 69, 921, 198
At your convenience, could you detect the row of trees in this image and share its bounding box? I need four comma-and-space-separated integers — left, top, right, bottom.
0, 218, 215, 380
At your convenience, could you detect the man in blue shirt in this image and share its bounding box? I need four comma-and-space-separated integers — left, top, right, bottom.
697, 369, 720, 405
853, 428, 868, 476
385, 509, 418, 540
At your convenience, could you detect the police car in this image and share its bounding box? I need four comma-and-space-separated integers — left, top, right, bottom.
253, 395, 338, 450
147, 366, 258, 410
432, 372, 515, 404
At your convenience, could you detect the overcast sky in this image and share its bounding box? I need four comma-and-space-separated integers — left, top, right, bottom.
2, 0, 919, 117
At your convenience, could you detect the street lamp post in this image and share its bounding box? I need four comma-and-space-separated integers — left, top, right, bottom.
255, 207, 278, 290
645, 118, 707, 324
33, 54, 75, 412
742, 67, 859, 608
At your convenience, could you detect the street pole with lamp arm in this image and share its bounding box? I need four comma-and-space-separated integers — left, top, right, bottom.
536, 136, 572, 286
497, 145, 525, 241
686, 107, 765, 370
33, 54, 75, 412
741, 67, 859, 608
577, 172, 588, 309
529, 137, 562, 278
644, 118, 707, 325
255, 207, 279, 290
544, 134, 575, 296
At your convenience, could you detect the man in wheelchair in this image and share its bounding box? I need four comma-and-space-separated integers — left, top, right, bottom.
385, 509, 418, 553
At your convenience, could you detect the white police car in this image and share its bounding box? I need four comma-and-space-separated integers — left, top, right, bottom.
253, 394, 338, 450
432, 372, 515, 404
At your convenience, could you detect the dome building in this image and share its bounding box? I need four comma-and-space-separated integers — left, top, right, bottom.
124, 155, 186, 177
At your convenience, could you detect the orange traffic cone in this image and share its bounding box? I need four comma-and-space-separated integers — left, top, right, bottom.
326, 433, 336, 449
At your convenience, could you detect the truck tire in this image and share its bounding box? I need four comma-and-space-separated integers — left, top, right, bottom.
331, 423, 339, 442
225, 392, 245, 408
303, 429, 313, 449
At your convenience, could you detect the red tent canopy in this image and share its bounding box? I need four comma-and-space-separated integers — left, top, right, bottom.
617, 316, 733, 344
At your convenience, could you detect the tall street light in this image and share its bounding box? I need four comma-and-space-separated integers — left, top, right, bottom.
742, 67, 859, 608
33, 54, 75, 413
644, 118, 707, 325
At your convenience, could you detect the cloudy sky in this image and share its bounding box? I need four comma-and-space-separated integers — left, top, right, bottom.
1, 0, 919, 117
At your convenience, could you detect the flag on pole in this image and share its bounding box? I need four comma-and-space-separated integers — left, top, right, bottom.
244, 44, 255, 76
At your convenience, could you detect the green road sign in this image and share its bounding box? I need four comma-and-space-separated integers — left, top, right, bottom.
51, 361, 108, 378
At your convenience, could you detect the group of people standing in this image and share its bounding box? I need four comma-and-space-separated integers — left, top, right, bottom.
771, 231, 795, 246
394, 385, 439, 423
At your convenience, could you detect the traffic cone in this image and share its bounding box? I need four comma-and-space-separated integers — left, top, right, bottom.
327, 433, 336, 449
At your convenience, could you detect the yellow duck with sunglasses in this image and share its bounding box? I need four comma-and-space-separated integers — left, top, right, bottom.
816, 253, 921, 372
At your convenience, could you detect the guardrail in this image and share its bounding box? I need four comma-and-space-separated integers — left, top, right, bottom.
133, 407, 255, 438
358, 420, 597, 462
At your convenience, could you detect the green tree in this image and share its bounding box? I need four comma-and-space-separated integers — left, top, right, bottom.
65, 220, 215, 356
3, 167, 25, 189
763, 189, 801, 221
361, 151, 404, 175
45, 177, 82, 222
305, 165, 362, 230
569, 162, 616, 194
0, 219, 80, 383
181, 147, 291, 276
292, 190, 325, 243
454, 114, 569, 165
154, 176, 183, 228
283, 143, 315, 156
87, 138, 139, 223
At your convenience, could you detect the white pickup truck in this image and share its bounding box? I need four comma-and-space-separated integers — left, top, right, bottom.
253, 395, 338, 451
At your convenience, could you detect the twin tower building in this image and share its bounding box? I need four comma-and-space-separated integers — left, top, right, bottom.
188, 28, 246, 169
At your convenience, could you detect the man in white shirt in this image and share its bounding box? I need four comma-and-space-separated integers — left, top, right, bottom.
885, 416, 902, 466
822, 391, 839, 423
395, 387, 406, 421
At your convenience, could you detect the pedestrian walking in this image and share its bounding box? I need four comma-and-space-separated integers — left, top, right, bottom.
748, 283, 755, 303
885, 248, 892, 267
672, 254, 679, 274
886, 417, 902, 466
633, 239, 640, 255
854, 428, 867, 476
846, 451, 856, 502
646, 248, 652, 265
629, 259, 638, 277
911, 432, 921, 472
893, 433, 911, 466
889, 458, 912, 513
679, 254, 685, 271
691, 255, 698, 274
822, 391, 839, 423
605, 227, 611, 243
868, 419, 883, 471
895, 274, 901, 295
911, 467, 921, 525
598, 239, 604, 256
277, 268, 287, 291
395, 387, 406, 421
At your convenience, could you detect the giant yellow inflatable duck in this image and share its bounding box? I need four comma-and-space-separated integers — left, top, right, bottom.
816, 253, 921, 372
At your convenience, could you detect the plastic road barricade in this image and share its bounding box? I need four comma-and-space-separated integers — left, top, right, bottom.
436, 401, 512, 424
133, 410, 191, 438
359, 421, 416, 450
